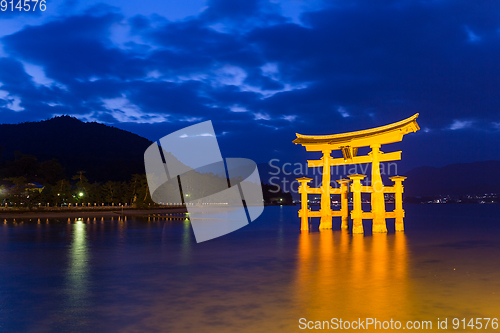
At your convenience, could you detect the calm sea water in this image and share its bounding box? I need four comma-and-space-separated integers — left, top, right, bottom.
1, 205, 500, 332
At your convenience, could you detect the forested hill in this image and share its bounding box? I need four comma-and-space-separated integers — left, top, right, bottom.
0, 116, 152, 182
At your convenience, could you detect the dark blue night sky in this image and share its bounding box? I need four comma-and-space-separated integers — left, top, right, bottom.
1, 0, 499, 172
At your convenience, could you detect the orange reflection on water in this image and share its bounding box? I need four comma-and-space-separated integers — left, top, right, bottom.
295, 230, 410, 322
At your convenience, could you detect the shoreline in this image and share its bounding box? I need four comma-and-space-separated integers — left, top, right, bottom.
0, 207, 188, 219
0, 204, 295, 219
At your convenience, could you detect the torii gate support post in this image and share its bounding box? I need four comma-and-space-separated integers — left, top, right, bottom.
390, 176, 406, 231
319, 149, 333, 229
349, 174, 366, 234
370, 143, 387, 233
337, 179, 351, 230
297, 177, 312, 231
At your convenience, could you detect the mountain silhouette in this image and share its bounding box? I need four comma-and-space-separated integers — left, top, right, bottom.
0, 116, 152, 182
403, 160, 500, 196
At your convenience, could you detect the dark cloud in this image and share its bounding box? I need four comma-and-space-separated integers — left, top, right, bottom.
0, 57, 33, 87
250, 0, 500, 127
3, 11, 148, 83
200, 0, 287, 30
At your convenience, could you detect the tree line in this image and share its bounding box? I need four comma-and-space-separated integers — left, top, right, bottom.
0, 152, 152, 208
0, 152, 294, 208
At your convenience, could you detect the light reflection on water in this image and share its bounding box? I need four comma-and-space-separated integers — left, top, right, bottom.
295, 231, 411, 323
68, 219, 89, 293
61, 219, 91, 330
0, 205, 500, 332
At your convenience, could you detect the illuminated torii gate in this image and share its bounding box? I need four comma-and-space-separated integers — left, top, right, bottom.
294, 114, 420, 233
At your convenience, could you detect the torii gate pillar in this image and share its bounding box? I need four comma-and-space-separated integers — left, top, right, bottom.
298, 177, 313, 231
370, 143, 387, 233
349, 174, 366, 234
337, 179, 350, 230
319, 149, 332, 230
390, 176, 407, 231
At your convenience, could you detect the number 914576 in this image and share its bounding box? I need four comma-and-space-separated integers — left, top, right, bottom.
452, 318, 498, 330
1, 0, 46, 11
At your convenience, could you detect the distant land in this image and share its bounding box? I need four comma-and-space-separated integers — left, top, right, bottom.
257, 161, 500, 199
0, 116, 151, 182
403, 161, 500, 197
0, 116, 498, 198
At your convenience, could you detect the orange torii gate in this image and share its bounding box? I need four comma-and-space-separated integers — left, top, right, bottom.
293, 114, 420, 233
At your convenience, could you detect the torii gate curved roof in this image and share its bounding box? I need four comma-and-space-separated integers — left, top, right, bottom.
293, 113, 420, 151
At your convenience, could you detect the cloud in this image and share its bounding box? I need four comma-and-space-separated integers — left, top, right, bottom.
253, 112, 270, 120
212, 65, 247, 87
200, 0, 286, 31
448, 119, 474, 130
2, 12, 146, 83
179, 132, 214, 138
229, 104, 248, 112
260, 62, 279, 80
337, 106, 349, 118
20, 62, 56, 87
282, 115, 297, 122
0, 90, 24, 111
101, 95, 169, 123
465, 26, 481, 43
